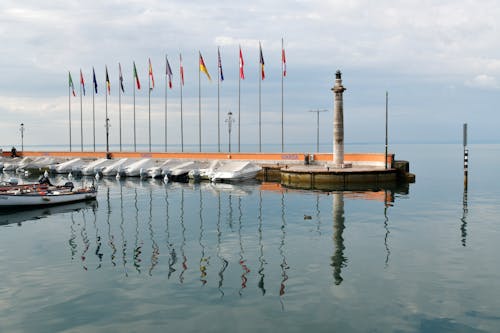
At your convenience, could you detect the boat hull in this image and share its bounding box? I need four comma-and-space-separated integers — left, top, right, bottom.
0, 190, 97, 208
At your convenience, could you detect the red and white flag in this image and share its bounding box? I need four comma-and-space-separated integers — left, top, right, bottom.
239, 46, 245, 80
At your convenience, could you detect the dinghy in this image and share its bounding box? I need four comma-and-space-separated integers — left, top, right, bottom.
0, 181, 97, 208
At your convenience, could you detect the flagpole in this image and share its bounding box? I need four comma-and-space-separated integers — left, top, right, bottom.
217, 47, 221, 152
68, 72, 72, 152
118, 64, 122, 152
80, 71, 83, 152
180, 53, 184, 152
105, 70, 108, 155
259, 46, 262, 153
148, 66, 151, 152
165, 55, 168, 152
198, 52, 201, 152
133, 65, 136, 152
238, 46, 241, 153
281, 38, 284, 153
92, 68, 96, 152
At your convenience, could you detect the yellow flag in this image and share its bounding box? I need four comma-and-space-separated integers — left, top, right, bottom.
199, 52, 211, 81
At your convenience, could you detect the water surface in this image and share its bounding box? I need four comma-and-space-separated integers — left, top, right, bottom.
1, 143, 499, 332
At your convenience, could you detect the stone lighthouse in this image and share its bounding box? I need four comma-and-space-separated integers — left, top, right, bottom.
331, 70, 349, 168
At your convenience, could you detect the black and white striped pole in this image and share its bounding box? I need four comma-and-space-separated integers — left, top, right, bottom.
463, 123, 468, 189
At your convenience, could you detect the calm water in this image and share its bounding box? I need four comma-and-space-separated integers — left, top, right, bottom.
1, 144, 499, 333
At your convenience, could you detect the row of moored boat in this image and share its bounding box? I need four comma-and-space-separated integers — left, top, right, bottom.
0, 156, 262, 182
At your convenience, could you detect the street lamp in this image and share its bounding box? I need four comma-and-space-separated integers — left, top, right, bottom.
308, 109, 328, 152
225, 111, 235, 152
19, 123, 25, 152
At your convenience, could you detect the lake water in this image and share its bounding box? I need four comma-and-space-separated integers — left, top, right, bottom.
1, 144, 499, 333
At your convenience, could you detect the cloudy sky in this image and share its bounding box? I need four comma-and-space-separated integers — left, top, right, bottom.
1, 0, 499, 152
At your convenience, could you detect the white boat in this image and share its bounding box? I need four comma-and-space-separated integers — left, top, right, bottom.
0, 182, 97, 208
121, 158, 156, 177
189, 160, 224, 181
75, 158, 113, 176
210, 161, 261, 182
137, 159, 176, 179
50, 158, 86, 174
167, 161, 199, 181
16, 156, 56, 173
100, 158, 133, 177
3, 157, 33, 172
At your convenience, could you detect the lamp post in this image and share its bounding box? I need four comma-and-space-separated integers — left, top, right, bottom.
20, 123, 25, 153
308, 109, 328, 152
225, 111, 235, 152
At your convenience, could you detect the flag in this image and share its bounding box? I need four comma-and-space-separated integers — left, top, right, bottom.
92, 67, 98, 94
105, 66, 110, 95
148, 58, 155, 89
119, 63, 125, 93
80, 69, 86, 96
68, 71, 76, 97
199, 52, 211, 81
180, 53, 184, 86
133, 61, 141, 90
282, 43, 287, 77
259, 42, 265, 80
166, 55, 173, 89
239, 46, 245, 80
218, 47, 224, 81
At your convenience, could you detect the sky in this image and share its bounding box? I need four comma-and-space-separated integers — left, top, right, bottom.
1, 0, 500, 152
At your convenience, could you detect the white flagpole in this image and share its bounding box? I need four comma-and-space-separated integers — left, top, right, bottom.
68, 72, 72, 152
80, 70, 83, 152
118, 63, 122, 152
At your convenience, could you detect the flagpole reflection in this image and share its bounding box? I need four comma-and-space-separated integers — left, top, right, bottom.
384, 190, 391, 268
106, 186, 117, 267
148, 187, 159, 275
133, 188, 142, 274
238, 196, 250, 296
199, 185, 208, 285
279, 192, 289, 310
69, 212, 77, 261
80, 208, 89, 271
180, 187, 187, 283
216, 191, 228, 297
92, 190, 104, 269
119, 182, 128, 277
257, 189, 266, 296
165, 184, 177, 279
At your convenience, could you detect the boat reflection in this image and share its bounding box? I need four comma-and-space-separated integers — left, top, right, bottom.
63, 179, 407, 294
0, 200, 97, 226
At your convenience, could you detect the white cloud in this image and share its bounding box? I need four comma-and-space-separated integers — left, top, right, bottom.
465, 74, 499, 90
1, 0, 500, 147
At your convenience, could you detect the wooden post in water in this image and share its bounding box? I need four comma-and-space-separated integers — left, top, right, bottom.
463, 123, 468, 189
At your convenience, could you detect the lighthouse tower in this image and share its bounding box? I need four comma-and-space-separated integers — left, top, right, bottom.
331, 70, 350, 168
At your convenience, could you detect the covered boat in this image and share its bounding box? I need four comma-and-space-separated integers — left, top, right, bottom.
74, 158, 113, 176
50, 158, 86, 174
120, 158, 156, 177
210, 161, 261, 182
100, 158, 133, 177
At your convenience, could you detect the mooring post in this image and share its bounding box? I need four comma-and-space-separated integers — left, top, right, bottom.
463, 123, 468, 189
332, 70, 347, 167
